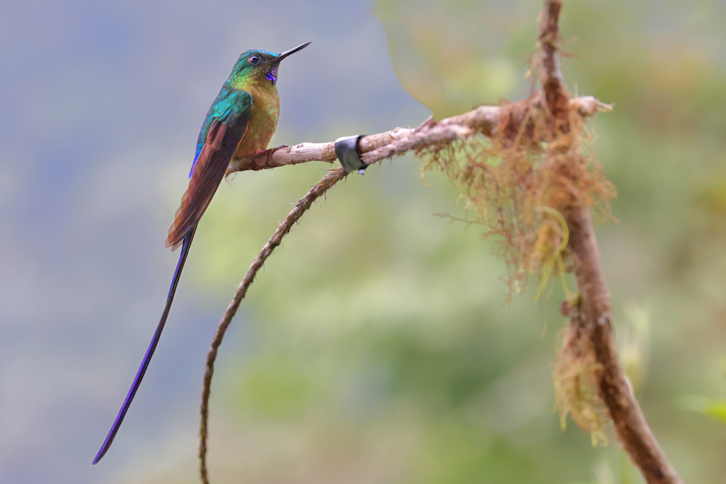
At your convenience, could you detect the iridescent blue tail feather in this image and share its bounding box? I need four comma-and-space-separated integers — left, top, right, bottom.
92, 228, 196, 465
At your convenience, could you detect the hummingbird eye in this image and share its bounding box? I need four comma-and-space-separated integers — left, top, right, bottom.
248, 55, 260, 65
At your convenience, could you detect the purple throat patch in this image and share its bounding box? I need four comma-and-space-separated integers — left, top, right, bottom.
266, 66, 278, 84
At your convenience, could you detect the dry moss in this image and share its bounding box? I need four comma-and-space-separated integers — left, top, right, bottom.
419, 87, 616, 443
553, 299, 610, 445
421, 92, 615, 300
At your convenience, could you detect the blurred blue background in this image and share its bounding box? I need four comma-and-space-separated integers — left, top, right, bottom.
1, 1, 726, 483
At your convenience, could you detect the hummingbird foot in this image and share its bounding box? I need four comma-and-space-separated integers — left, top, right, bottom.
256, 145, 289, 167
415, 116, 436, 133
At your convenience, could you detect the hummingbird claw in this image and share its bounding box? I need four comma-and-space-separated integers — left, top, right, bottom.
415, 116, 436, 133
255, 145, 288, 167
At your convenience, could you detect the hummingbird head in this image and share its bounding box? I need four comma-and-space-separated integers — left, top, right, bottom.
231, 41, 310, 86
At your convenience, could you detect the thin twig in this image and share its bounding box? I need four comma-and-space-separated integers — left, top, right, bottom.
538, 1, 683, 482
199, 168, 346, 484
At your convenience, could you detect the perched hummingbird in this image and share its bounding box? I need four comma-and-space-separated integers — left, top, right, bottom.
93, 41, 311, 465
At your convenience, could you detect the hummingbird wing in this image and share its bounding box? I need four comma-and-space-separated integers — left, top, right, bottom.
93, 89, 252, 465
166, 89, 253, 248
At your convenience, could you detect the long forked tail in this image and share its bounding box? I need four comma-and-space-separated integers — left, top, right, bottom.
92, 227, 197, 465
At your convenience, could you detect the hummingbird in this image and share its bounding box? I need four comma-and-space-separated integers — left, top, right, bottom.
93, 41, 311, 465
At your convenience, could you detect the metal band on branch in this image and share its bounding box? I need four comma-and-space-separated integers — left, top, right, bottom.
334, 135, 367, 174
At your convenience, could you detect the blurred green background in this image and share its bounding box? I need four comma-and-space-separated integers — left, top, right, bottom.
1, 0, 725, 483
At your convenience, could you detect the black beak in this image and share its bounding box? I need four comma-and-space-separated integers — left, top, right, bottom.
274, 41, 311, 63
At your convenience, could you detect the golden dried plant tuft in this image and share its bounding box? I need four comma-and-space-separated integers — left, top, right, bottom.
422, 90, 615, 300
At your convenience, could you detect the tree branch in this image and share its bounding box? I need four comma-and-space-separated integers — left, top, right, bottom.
198, 2, 680, 483
199, 94, 610, 483
564, 207, 683, 484
538, 1, 683, 483
227, 96, 608, 174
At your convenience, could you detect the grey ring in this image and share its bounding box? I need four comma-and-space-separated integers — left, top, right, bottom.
334, 135, 367, 174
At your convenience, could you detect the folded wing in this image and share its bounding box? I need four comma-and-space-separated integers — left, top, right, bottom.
166, 90, 252, 249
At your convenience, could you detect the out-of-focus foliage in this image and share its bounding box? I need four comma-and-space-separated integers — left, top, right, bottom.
138, 1, 726, 483
678, 358, 726, 425
373, 0, 535, 120
678, 395, 726, 425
